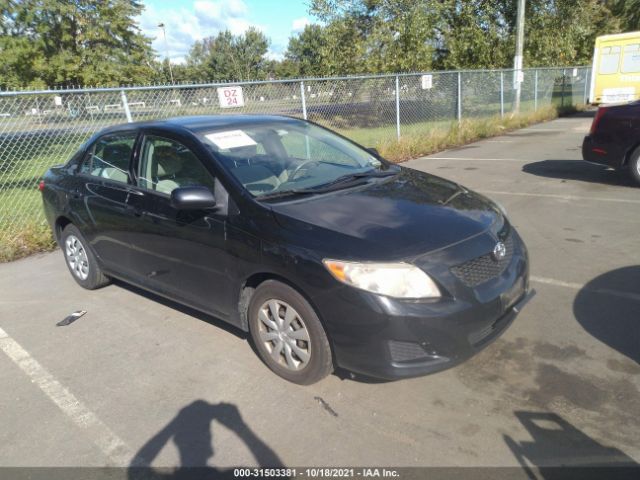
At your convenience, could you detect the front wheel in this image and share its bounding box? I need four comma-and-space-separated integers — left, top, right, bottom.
629, 146, 640, 186
248, 280, 333, 385
61, 224, 110, 290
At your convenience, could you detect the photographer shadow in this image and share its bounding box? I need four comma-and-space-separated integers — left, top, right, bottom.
504, 411, 638, 480
128, 400, 284, 480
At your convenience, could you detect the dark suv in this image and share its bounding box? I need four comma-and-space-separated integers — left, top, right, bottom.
41, 115, 532, 384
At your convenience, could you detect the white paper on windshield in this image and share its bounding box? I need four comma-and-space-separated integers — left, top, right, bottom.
205, 130, 257, 150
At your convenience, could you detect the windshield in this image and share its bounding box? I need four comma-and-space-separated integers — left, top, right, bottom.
200, 120, 388, 198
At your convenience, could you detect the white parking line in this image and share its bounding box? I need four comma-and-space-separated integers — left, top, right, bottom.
479, 190, 640, 205
426, 157, 532, 162
531, 276, 640, 302
511, 128, 564, 132
0, 326, 140, 466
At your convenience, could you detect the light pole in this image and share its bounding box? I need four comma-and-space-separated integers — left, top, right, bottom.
158, 23, 175, 85
513, 0, 525, 114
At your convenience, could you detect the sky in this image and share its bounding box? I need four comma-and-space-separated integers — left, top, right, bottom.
138, 0, 316, 64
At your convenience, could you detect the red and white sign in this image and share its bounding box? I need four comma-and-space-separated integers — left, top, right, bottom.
217, 86, 244, 108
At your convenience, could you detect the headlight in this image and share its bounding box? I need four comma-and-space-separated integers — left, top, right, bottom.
323, 260, 441, 299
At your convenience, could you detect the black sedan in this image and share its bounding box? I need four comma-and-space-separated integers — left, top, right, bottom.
582, 100, 640, 185
41, 115, 533, 384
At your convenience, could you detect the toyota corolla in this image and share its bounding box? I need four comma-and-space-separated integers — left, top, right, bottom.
41, 115, 533, 384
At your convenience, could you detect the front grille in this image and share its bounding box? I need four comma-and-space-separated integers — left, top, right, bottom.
388, 340, 429, 363
468, 308, 512, 346
450, 234, 514, 287
468, 321, 496, 346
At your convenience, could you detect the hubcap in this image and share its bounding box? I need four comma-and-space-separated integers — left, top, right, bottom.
65, 235, 89, 280
258, 300, 311, 371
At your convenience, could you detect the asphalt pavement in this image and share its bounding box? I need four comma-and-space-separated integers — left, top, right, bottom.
0, 112, 638, 474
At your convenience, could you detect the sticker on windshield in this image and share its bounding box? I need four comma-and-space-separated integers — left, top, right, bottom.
205, 130, 257, 150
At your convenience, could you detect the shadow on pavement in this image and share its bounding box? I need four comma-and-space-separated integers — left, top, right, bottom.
522, 160, 637, 187
565, 110, 596, 119
128, 400, 284, 479
573, 266, 640, 365
504, 411, 638, 479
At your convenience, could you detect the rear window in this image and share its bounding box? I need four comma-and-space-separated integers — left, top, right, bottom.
622, 44, 640, 73
79, 133, 136, 184
599, 46, 621, 74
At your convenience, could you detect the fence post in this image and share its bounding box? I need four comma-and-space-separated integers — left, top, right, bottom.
500, 71, 504, 118
583, 69, 589, 105
534, 69, 538, 112
120, 90, 132, 123
457, 72, 462, 124
300, 81, 310, 158
395, 75, 401, 140
561, 68, 566, 108
300, 81, 307, 120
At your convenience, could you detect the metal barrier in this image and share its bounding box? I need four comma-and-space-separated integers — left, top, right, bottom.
0, 66, 591, 249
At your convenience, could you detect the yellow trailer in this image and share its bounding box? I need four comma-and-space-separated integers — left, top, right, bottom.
589, 31, 640, 104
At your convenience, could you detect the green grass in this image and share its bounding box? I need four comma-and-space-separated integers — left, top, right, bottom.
376, 104, 578, 162
0, 220, 55, 263
0, 101, 585, 263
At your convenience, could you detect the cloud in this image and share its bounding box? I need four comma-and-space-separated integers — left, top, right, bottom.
138, 0, 265, 63
265, 49, 285, 61
291, 17, 311, 33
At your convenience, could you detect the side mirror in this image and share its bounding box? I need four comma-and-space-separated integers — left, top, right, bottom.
367, 147, 380, 156
170, 186, 216, 210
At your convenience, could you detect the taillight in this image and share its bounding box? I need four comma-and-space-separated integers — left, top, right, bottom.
590, 107, 606, 135
38, 180, 45, 191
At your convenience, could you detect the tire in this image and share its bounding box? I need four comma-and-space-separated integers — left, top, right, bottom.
248, 280, 333, 385
629, 147, 640, 187
60, 224, 110, 290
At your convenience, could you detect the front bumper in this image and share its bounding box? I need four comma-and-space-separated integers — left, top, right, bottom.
314, 229, 532, 380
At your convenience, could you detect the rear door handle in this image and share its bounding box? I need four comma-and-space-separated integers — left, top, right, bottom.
125, 189, 147, 217
126, 204, 145, 217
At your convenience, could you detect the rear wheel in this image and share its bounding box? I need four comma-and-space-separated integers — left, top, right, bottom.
629, 147, 640, 186
248, 280, 333, 385
61, 224, 110, 290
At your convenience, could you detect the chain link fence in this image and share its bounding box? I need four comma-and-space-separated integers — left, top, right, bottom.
0, 66, 590, 251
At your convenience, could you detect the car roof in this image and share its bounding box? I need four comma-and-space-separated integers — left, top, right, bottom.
99, 114, 302, 136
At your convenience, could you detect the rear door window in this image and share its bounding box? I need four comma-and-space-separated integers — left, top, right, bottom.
622, 44, 640, 73
79, 133, 136, 184
599, 45, 621, 74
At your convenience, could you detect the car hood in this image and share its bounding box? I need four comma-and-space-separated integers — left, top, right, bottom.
269, 168, 502, 260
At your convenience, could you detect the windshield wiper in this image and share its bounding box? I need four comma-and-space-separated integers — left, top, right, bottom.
258, 189, 317, 200
258, 169, 399, 200
308, 169, 399, 190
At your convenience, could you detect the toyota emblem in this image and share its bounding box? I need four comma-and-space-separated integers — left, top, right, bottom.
492, 242, 507, 261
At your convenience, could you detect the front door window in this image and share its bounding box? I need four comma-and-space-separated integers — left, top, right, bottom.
138, 136, 215, 195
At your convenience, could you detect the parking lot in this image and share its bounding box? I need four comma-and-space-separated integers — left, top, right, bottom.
0, 112, 638, 474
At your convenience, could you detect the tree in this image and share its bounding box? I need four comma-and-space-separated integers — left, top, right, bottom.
0, 0, 156, 89
434, 1, 511, 69
518, 0, 620, 67
607, 0, 640, 32
285, 25, 329, 77
305, 0, 623, 73
186, 27, 270, 81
